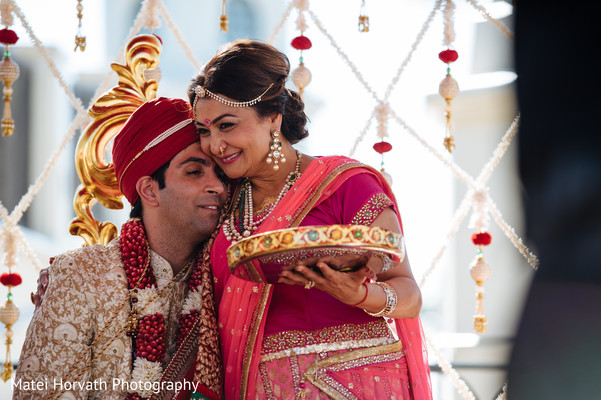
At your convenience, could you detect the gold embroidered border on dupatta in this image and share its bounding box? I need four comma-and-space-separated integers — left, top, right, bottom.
304, 341, 405, 400
260, 320, 396, 363
240, 282, 272, 397
290, 161, 365, 226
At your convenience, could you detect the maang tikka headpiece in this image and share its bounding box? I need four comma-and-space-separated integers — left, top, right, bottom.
193, 83, 274, 116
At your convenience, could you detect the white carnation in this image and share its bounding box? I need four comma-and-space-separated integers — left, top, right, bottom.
136, 287, 163, 316
131, 357, 162, 397
182, 288, 203, 314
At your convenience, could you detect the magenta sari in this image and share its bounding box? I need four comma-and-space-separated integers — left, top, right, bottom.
211, 156, 431, 399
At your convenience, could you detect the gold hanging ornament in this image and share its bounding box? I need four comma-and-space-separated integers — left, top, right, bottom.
358, 0, 369, 32
290, 35, 312, 96
220, 0, 229, 32
74, 0, 86, 51
438, 49, 459, 153
0, 27, 19, 136
0, 235, 22, 381
470, 231, 492, 333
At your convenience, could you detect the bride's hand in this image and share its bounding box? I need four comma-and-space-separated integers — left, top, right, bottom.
278, 257, 374, 305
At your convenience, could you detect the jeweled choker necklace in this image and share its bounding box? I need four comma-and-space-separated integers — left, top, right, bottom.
223, 150, 301, 242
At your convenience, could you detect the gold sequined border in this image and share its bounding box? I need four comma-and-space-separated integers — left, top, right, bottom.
240, 282, 272, 399
303, 341, 405, 400
351, 193, 394, 226
261, 320, 395, 362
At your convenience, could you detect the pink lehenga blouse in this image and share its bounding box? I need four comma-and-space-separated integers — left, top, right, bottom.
208, 156, 432, 399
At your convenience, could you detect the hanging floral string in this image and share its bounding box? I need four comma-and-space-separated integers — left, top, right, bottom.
0, 230, 21, 381
465, 0, 513, 41
373, 102, 393, 184
468, 189, 492, 333
290, 0, 312, 96
0, 0, 19, 137
439, 0, 459, 153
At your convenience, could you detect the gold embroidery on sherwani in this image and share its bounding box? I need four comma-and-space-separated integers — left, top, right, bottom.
13, 240, 201, 400
193, 239, 224, 398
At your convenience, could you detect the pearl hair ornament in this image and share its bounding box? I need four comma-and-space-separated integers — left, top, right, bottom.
193, 83, 274, 111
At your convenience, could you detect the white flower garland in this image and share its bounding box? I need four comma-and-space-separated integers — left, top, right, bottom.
129, 279, 203, 398
131, 358, 163, 398
443, 0, 456, 46
465, 0, 513, 41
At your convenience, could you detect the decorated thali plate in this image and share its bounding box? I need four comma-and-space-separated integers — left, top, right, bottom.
226, 224, 405, 274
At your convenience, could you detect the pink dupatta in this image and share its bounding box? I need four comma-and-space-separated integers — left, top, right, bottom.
215, 156, 432, 399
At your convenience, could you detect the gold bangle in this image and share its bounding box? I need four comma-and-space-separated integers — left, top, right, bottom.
364, 281, 397, 318
374, 252, 393, 273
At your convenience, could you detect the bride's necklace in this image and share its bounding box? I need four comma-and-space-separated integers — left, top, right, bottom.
224, 150, 302, 242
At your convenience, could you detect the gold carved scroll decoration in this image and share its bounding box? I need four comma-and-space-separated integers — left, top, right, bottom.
69, 34, 161, 246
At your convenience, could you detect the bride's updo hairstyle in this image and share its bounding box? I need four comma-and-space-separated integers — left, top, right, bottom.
188, 39, 308, 144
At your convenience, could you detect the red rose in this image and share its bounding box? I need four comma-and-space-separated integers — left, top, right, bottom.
439, 49, 458, 64
0, 29, 19, 45
0, 272, 22, 287
471, 232, 492, 246
291, 35, 312, 50
373, 141, 393, 154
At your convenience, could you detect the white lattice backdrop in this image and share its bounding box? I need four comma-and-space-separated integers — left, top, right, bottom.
0, 0, 536, 398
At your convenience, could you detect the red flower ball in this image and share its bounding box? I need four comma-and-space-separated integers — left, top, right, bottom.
471, 232, 492, 246
0, 272, 22, 287
291, 35, 312, 50
373, 141, 393, 154
0, 29, 19, 45
439, 49, 458, 64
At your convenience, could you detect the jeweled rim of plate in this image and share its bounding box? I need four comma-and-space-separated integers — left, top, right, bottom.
226, 224, 405, 271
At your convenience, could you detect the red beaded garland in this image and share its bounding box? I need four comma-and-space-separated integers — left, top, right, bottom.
120, 219, 203, 399
471, 231, 492, 246
136, 314, 166, 362
177, 310, 199, 347
291, 35, 312, 50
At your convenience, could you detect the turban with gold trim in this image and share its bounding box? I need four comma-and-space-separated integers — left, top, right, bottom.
112, 97, 198, 204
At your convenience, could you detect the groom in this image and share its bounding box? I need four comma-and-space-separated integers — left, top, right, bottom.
13, 97, 226, 400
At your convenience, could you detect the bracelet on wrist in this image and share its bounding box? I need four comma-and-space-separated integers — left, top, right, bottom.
374, 253, 393, 273
351, 282, 369, 307
364, 281, 397, 318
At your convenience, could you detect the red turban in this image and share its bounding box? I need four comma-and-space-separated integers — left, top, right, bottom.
112, 97, 198, 204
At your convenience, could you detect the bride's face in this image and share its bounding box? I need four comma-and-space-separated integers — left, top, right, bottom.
194, 96, 282, 181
